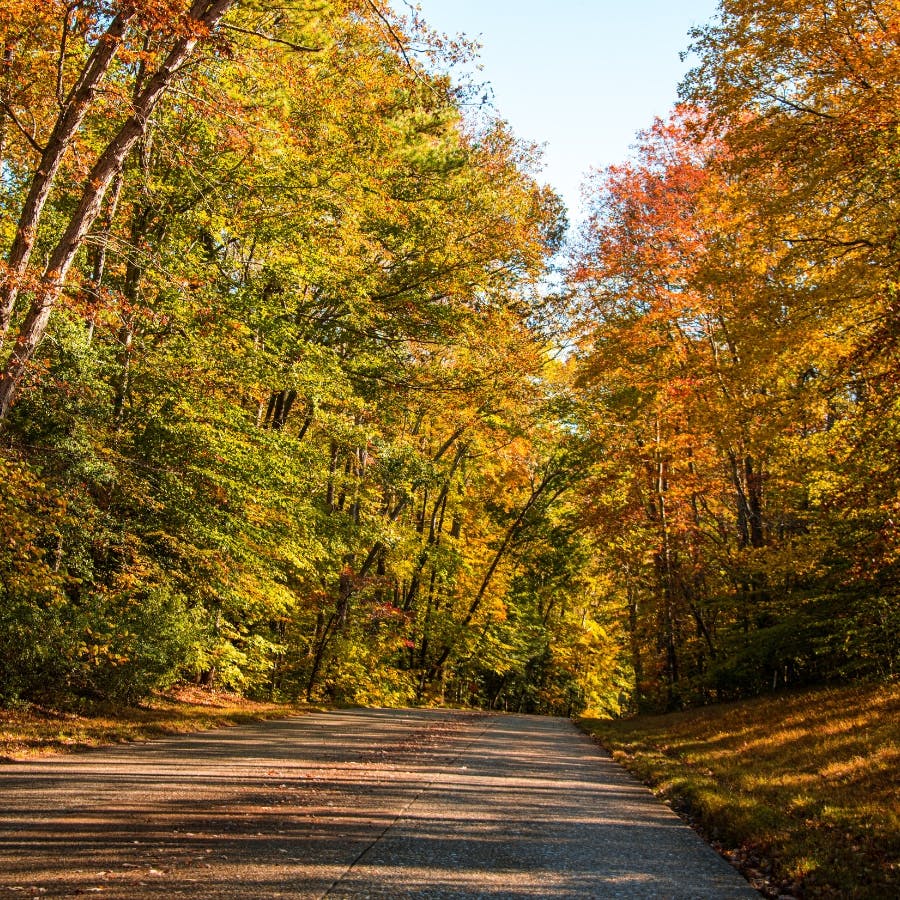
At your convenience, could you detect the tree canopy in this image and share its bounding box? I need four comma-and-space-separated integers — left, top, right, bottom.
1, 0, 896, 714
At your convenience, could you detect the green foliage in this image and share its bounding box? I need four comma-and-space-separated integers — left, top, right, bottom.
6, 0, 891, 717
0, 452, 199, 704
0, 0, 611, 712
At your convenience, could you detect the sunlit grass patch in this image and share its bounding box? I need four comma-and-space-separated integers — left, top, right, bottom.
0, 685, 310, 759
579, 681, 899, 898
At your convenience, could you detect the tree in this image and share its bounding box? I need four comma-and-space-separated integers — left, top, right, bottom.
0, 0, 238, 418
0, 0, 576, 709
571, 0, 900, 706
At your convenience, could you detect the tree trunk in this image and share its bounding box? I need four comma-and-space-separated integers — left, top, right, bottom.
0, 0, 236, 420
306, 427, 468, 699
404, 444, 463, 611
626, 570, 644, 711
85, 171, 124, 343
112, 204, 154, 424
646, 417, 679, 707
429, 469, 568, 678
0, 9, 134, 343
325, 441, 339, 509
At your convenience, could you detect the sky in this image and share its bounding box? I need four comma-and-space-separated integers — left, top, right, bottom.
414, 1, 720, 222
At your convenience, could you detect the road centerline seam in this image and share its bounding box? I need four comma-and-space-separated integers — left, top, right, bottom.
318, 713, 494, 898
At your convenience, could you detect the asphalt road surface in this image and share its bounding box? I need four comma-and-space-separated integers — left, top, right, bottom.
0, 708, 759, 898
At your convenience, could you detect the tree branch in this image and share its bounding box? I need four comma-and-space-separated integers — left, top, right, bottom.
0, 101, 45, 155
219, 23, 320, 52
760, 89, 837, 120
364, 0, 434, 92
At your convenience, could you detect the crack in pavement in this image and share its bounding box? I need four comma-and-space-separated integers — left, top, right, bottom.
321, 715, 495, 898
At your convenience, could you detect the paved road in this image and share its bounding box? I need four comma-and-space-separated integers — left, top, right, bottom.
0, 709, 758, 898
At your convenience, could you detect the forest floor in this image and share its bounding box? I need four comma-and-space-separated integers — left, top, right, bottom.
0, 685, 307, 759
579, 681, 899, 898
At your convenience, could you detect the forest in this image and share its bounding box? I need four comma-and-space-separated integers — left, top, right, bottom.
0, 0, 896, 716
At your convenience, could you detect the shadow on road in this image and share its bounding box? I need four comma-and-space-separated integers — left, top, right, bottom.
0, 709, 758, 898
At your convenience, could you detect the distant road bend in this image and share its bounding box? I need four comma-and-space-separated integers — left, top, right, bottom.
0, 708, 758, 898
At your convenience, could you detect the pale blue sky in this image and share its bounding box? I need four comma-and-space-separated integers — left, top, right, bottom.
414, 1, 720, 221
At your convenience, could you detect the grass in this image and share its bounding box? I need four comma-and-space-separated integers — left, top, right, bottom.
0, 685, 310, 759
579, 681, 899, 898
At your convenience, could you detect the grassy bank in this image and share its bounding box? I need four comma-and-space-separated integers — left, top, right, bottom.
0, 686, 307, 759
580, 682, 899, 899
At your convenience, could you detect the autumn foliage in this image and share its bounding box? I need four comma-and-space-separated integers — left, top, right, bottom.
0, 0, 897, 714
572, 0, 900, 709
0, 0, 603, 712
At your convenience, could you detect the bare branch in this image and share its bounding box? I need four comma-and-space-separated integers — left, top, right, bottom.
0, 101, 45, 155
365, 0, 413, 68
363, 0, 434, 93
219, 23, 321, 52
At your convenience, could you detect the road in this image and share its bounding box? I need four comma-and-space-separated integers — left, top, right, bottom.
0, 708, 758, 898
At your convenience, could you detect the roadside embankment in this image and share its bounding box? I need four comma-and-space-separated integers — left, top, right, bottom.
0, 686, 308, 759
580, 682, 899, 898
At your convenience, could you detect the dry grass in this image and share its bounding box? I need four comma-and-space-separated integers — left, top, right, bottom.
0, 685, 310, 759
580, 681, 899, 899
